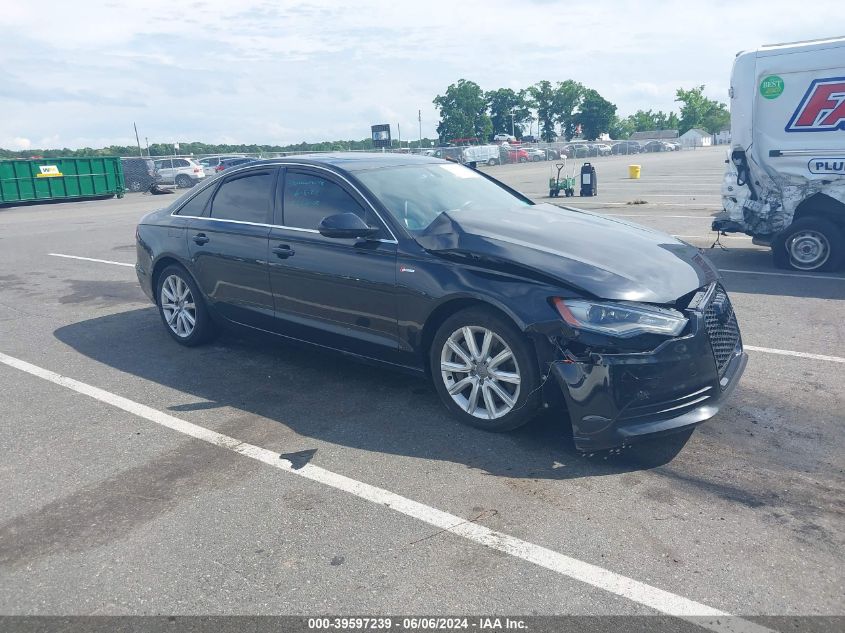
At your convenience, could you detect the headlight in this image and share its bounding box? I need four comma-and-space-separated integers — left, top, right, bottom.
552, 297, 688, 338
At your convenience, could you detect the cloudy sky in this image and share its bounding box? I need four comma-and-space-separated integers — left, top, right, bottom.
0, 0, 836, 150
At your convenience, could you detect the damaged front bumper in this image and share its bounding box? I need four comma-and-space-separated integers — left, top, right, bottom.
548, 293, 747, 452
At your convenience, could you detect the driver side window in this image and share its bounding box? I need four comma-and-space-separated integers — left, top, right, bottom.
282, 170, 382, 236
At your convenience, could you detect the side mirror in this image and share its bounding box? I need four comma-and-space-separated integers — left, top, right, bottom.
318, 212, 380, 239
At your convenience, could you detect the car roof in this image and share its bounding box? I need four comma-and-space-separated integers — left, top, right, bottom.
245, 152, 449, 172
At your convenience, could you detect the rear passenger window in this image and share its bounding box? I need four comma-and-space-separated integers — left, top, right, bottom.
173, 159, 190, 167
210, 171, 273, 223
175, 184, 215, 217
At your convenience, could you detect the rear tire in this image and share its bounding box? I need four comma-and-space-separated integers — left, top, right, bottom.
430, 307, 541, 432
772, 216, 843, 272
156, 265, 215, 346
487, 158, 497, 166
175, 175, 193, 189
128, 179, 143, 192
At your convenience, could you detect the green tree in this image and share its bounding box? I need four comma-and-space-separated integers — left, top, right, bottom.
666, 112, 680, 130
574, 89, 617, 140
433, 79, 493, 143
675, 85, 729, 134
628, 109, 658, 131
528, 80, 558, 141
486, 88, 532, 139
609, 115, 634, 139
552, 80, 585, 141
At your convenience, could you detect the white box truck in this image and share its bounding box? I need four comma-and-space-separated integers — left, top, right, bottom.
715, 36, 845, 271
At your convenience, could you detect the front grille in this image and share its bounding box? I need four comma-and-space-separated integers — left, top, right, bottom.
703, 284, 741, 377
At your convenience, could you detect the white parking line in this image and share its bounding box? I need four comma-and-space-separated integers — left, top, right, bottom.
0, 350, 773, 633
746, 346, 845, 364
673, 235, 752, 240
719, 268, 845, 281
48, 253, 134, 268
604, 214, 715, 218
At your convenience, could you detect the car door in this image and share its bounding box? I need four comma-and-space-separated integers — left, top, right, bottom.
184, 167, 277, 330
267, 166, 400, 361
155, 159, 174, 184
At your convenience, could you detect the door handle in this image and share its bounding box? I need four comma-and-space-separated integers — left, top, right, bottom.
272, 244, 295, 259
192, 233, 210, 245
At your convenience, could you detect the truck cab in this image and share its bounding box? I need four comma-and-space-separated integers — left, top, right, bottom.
715, 36, 845, 271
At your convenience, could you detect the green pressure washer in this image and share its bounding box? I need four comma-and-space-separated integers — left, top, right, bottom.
548, 159, 576, 197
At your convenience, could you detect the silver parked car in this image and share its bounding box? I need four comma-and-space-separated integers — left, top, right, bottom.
153, 158, 207, 188
198, 155, 246, 177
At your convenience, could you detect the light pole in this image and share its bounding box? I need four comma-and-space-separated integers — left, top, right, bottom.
510, 108, 516, 138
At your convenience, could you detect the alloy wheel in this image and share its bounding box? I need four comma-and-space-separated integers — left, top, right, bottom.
160, 274, 197, 338
440, 326, 521, 419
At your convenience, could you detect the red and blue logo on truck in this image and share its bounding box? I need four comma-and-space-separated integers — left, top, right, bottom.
785, 76, 845, 132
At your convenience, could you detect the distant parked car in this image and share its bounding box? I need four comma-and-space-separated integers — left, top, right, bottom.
502, 146, 529, 163
493, 133, 516, 142
121, 157, 159, 192
199, 155, 246, 176
521, 135, 539, 143
215, 157, 257, 173
611, 141, 641, 155
593, 143, 612, 156
524, 148, 547, 162
643, 141, 675, 152
153, 158, 206, 188
666, 141, 682, 151
562, 144, 590, 158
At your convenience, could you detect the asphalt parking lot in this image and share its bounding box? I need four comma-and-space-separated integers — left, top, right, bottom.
0, 148, 843, 626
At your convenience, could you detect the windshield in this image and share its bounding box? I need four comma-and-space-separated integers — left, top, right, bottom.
355, 163, 531, 232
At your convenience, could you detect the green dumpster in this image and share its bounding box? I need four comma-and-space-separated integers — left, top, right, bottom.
0, 157, 125, 205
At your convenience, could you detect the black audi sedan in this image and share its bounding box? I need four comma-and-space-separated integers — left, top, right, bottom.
135, 153, 746, 451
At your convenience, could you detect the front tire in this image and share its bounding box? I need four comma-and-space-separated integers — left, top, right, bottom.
487, 158, 497, 166
772, 217, 843, 272
430, 307, 540, 432
156, 265, 215, 346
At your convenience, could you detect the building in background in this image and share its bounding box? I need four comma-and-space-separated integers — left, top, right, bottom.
679, 128, 713, 147
630, 130, 679, 141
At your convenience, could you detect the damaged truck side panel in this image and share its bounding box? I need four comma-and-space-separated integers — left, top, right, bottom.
716, 36, 845, 271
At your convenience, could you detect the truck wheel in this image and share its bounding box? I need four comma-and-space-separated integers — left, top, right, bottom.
487, 158, 497, 166
772, 217, 843, 272
128, 179, 143, 192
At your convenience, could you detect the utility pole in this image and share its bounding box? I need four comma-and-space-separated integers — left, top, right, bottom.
418, 110, 422, 150
398, 123, 401, 149
510, 108, 516, 138
133, 122, 142, 157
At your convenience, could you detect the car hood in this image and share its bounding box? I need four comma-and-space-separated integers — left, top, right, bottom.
415, 203, 719, 304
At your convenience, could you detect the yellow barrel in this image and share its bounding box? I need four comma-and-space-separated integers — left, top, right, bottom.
628, 164, 641, 179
